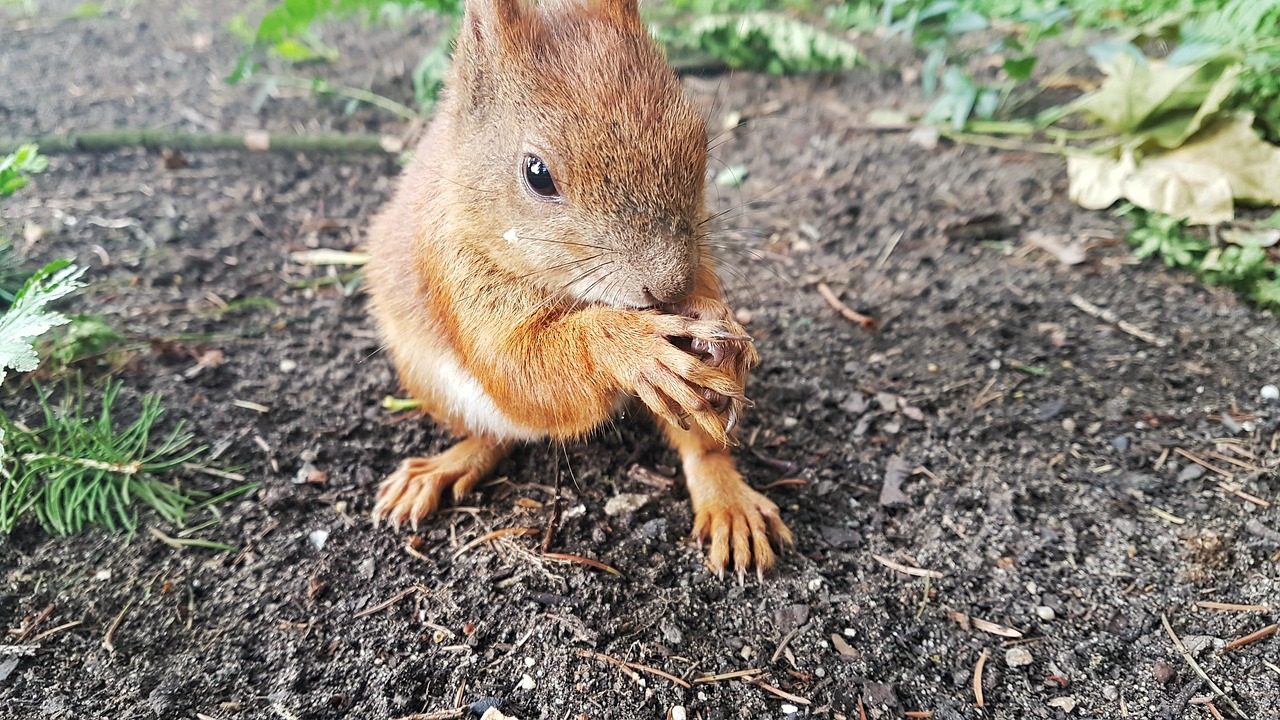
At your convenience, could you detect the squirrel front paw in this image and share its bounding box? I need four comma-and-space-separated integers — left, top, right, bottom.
664, 297, 759, 428
620, 313, 754, 447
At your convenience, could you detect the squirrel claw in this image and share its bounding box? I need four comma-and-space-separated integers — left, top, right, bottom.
692, 483, 793, 579
372, 441, 501, 531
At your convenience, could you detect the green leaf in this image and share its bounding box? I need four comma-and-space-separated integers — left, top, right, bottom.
270, 38, 328, 62
0, 261, 87, 385
654, 12, 859, 74
1065, 47, 1243, 150
1003, 56, 1037, 82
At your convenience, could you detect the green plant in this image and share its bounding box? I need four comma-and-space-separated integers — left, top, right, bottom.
229, 0, 461, 111
0, 260, 86, 384
1125, 206, 1280, 309
0, 144, 47, 199
235, 0, 861, 114
2, 144, 52, 308
39, 315, 129, 376
653, 12, 859, 74
0, 382, 213, 535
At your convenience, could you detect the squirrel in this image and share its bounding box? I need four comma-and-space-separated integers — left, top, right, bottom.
363, 0, 792, 578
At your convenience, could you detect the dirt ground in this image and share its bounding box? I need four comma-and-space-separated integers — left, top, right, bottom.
2, 1, 1278, 719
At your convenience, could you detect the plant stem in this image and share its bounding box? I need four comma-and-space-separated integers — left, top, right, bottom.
20, 453, 142, 475
255, 74, 420, 121
0, 130, 395, 156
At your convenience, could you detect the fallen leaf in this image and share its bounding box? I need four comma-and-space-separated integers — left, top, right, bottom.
1069, 114, 1280, 224
1065, 47, 1241, 150
1024, 231, 1088, 265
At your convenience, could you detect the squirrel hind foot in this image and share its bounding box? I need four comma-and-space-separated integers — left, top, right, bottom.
372, 437, 510, 530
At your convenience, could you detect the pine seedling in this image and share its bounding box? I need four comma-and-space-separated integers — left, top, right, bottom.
0, 381, 207, 535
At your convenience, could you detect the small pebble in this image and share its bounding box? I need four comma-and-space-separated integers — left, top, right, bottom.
670, 707, 687, 720
781, 704, 799, 715
1035, 606, 1056, 621
734, 308, 753, 324
307, 529, 329, 550
1047, 697, 1076, 713
518, 674, 536, 691
1262, 384, 1279, 401
523, 657, 535, 668
1152, 661, 1174, 684
279, 359, 298, 373
1005, 647, 1034, 667
603, 493, 649, 517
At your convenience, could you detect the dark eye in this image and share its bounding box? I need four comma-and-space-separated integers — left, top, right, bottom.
523, 155, 560, 199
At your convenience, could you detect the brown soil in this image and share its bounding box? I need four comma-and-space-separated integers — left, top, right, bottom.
2, 2, 1277, 719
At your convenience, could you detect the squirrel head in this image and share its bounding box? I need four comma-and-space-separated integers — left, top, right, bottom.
439, 0, 709, 308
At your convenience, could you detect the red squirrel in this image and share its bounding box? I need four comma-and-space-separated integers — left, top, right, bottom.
363, 0, 792, 577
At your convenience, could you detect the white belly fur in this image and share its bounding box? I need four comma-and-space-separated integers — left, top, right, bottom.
401, 344, 546, 441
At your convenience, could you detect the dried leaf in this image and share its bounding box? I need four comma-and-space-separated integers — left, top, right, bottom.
1069, 114, 1280, 224
1024, 231, 1088, 265
971, 617, 1023, 638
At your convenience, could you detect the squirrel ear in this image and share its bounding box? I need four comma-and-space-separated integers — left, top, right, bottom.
462, 0, 535, 51
589, 0, 641, 23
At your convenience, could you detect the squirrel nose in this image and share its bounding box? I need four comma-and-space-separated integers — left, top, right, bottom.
642, 270, 695, 305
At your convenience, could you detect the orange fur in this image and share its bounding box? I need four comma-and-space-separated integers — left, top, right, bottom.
363, 0, 791, 575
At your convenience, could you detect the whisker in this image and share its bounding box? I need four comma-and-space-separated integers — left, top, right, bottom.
518, 236, 613, 252
452, 254, 604, 308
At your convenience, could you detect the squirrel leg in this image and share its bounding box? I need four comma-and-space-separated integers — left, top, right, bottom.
660, 420, 793, 581
372, 436, 512, 530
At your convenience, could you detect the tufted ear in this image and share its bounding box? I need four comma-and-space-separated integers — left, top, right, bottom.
460, 0, 537, 53
587, 0, 641, 25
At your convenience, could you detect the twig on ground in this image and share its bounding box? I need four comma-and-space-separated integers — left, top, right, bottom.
28, 620, 83, 644
391, 710, 466, 720
577, 649, 691, 688
771, 627, 799, 664
452, 527, 540, 560
12, 603, 54, 642
973, 648, 990, 708
1222, 623, 1277, 652
1069, 294, 1170, 347
694, 668, 761, 684
871, 554, 944, 579
353, 585, 427, 618
1174, 449, 1233, 479
816, 282, 878, 330
1216, 482, 1270, 508
1161, 614, 1250, 719
1196, 601, 1271, 613
746, 676, 810, 705
1151, 507, 1187, 525
579, 649, 642, 686
103, 600, 132, 653
541, 552, 621, 576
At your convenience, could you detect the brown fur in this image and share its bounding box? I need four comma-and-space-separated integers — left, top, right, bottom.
363, 0, 791, 577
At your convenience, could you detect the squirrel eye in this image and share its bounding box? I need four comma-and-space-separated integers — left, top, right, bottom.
523, 155, 560, 199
